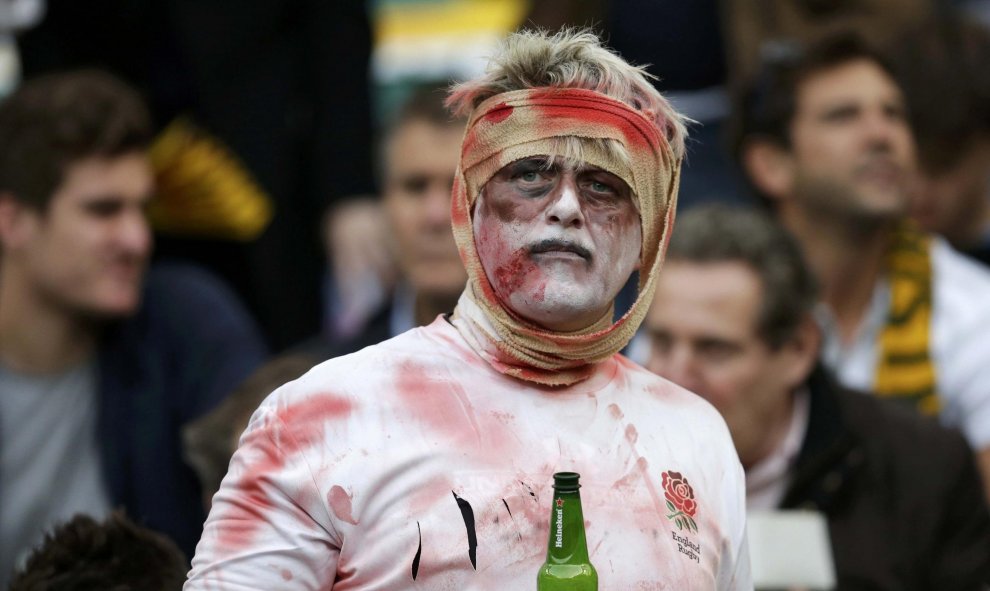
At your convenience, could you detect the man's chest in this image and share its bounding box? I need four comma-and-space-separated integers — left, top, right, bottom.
316, 422, 724, 590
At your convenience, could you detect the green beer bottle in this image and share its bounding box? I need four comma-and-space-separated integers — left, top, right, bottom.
537, 472, 598, 590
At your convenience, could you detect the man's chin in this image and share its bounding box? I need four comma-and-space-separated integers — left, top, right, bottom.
77, 293, 143, 320
508, 290, 608, 332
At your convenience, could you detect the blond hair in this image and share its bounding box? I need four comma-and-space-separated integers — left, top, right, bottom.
447, 28, 688, 163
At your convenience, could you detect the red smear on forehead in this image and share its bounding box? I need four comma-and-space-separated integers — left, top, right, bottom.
215, 393, 355, 553
511, 89, 659, 154
483, 102, 514, 124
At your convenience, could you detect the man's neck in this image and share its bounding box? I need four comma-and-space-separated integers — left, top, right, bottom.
740, 391, 796, 470
0, 267, 99, 374
780, 205, 893, 346
955, 197, 990, 251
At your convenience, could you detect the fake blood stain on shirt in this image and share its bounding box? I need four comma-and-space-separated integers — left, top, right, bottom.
393, 360, 515, 458
215, 393, 355, 553
328, 485, 359, 525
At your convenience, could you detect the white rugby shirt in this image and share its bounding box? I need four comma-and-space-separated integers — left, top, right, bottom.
186, 316, 751, 590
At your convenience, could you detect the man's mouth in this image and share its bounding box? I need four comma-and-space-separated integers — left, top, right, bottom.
528, 239, 592, 261
856, 159, 902, 181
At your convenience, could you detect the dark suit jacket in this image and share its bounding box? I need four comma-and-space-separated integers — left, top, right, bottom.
781, 367, 990, 590
97, 263, 267, 559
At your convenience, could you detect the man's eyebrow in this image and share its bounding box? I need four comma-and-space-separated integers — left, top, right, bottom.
81, 191, 156, 205
644, 326, 668, 338
511, 156, 553, 169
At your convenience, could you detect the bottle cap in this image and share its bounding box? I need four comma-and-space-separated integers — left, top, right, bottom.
553, 471, 581, 492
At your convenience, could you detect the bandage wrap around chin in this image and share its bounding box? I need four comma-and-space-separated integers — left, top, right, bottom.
451, 87, 682, 386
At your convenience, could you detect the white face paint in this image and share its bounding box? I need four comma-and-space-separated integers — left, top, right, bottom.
473, 155, 642, 331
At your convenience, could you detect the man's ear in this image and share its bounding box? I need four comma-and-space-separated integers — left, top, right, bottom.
0, 192, 36, 249
741, 139, 794, 203
780, 315, 821, 389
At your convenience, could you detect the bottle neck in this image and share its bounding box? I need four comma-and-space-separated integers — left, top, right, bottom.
545, 489, 591, 563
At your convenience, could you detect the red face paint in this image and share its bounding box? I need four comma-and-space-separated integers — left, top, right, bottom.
472, 156, 641, 332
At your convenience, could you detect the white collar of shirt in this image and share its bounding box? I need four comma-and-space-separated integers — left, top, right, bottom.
816, 278, 890, 388
745, 387, 811, 511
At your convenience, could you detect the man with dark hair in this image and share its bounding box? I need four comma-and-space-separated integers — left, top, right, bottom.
0, 70, 267, 581
644, 204, 990, 589
893, 18, 990, 265
320, 84, 468, 357
731, 32, 990, 499
7, 511, 187, 591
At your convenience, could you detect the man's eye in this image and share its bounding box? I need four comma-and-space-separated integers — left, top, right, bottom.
590, 181, 613, 193
519, 171, 540, 183
85, 201, 123, 217
651, 333, 672, 353
699, 342, 736, 362
401, 177, 429, 195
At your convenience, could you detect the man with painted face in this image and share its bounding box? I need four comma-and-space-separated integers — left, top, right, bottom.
186, 29, 751, 590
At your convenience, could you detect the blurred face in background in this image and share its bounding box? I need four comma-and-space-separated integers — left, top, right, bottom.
785, 59, 916, 221
2, 153, 154, 318
383, 118, 466, 298
644, 261, 815, 467
912, 140, 990, 246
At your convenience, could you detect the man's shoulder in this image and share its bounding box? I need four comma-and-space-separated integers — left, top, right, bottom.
143, 261, 241, 306
285, 321, 468, 394
615, 355, 733, 433
838, 385, 971, 467
931, 238, 990, 319
120, 261, 266, 353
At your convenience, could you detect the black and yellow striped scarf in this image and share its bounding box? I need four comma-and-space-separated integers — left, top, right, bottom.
874, 221, 939, 414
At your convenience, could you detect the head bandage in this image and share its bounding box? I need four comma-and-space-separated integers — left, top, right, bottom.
451, 87, 682, 386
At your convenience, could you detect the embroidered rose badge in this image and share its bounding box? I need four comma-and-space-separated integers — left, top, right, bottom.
662, 470, 698, 532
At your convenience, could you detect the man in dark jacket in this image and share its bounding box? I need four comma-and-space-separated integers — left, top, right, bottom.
644, 204, 990, 589
0, 70, 266, 583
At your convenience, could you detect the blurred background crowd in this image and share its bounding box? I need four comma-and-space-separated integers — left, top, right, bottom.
3, 0, 990, 589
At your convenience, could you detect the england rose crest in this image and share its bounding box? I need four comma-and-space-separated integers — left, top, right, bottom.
662, 470, 698, 532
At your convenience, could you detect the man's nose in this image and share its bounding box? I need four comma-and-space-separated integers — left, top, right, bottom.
862, 110, 899, 152
544, 177, 584, 228
118, 210, 152, 255
424, 183, 451, 228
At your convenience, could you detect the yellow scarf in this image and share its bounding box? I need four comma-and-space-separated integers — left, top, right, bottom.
450, 88, 681, 386
148, 118, 272, 241
874, 221, 939, 414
